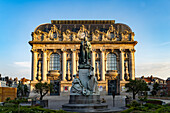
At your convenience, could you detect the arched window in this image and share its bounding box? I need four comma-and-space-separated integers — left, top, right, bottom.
49, 53, 60, 70
107, 53, 117, 70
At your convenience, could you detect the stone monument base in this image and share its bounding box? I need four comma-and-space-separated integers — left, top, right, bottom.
62, 95, 113, 113
69, 95, 100, 104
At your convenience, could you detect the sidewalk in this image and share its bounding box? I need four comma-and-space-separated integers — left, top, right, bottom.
44, 95, 128, 112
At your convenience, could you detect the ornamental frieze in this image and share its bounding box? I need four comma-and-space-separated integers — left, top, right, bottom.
31, 21, 135, 42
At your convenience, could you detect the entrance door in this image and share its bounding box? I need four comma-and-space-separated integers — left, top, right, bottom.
108, 80, 117, 95
50, 80, 60, 95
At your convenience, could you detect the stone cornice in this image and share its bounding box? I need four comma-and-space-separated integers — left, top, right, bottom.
51, 20, 115, 24
29, 41, 138, 46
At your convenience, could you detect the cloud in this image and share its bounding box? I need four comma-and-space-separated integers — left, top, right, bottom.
160, 42, 170, 46
14, 61, 31, 68
136, 62, 170, 80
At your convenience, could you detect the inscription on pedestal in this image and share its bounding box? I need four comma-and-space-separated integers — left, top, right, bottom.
79, 69, 90, 88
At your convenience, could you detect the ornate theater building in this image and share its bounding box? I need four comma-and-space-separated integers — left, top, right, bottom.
29, 20, 137, 96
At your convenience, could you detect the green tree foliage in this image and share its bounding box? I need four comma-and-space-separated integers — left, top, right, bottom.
125, 79, 150, 99
34, 82, 52, 100
151, 82, 160, 96
17, 82, 29, 98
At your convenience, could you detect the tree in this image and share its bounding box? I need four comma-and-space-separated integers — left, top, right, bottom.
34, 82, 52, 100
151, 82, 160, 96
17, 82, 30, 98
125, 79, 150, 99
23, 84, 29, 96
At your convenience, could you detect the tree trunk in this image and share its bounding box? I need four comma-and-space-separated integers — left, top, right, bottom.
133, 92, 135, 99
40, 96, 43, 100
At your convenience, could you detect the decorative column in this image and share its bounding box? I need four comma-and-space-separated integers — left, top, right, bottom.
31, 49, 38, 81
42, 49, 48, 81
91, 49, 96, 76
62, 48, 67, 81
100, 48, 106, 81
120, 49, 125, 81
71, 49, 76, 76
130, 49, 135, 80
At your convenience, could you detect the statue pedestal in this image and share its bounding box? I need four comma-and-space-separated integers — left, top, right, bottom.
79, 69, 90, 89
69, 95, 100, 104
62, 67, 112, 112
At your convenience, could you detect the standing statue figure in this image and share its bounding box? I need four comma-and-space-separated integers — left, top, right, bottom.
79, 37, 92, 66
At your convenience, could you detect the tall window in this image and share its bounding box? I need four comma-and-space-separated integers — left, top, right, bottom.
107, 53, 117, 70
49, 53, 60, 70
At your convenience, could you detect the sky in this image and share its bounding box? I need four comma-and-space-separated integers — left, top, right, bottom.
0, 0, 170, 80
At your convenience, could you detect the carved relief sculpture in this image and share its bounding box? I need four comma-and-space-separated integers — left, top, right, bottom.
106, 25, 120, 41
77, 25, 89, 40
48, 25, 60, 41
121, 30, 130, 41
63, 29, 72, 41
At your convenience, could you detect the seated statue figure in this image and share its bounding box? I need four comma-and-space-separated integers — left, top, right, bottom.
70, 74, 83, 94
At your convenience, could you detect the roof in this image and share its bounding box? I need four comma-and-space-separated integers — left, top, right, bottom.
137, 76, 166, 83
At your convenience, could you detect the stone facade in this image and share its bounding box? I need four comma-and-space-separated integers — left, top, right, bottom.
29, 20, 137, 96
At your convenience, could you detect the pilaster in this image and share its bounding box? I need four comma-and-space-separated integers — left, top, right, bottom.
31, 49, 38, 81
100, 48, 106, 81
42, 49, 48, 81
71, 49, 76, 76
91, 49, 96, 76
62, 48, 67, 81
129, 49, 135, 80
120, 49, 125, 81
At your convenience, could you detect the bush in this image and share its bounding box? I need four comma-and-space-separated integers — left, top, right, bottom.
139, 96, 147, 101
121, 107, 134, 113
134, 106, 149, 111
3, 103, 15, 107
146, 99, 162, 105
5, 97, 11, 102
129, 100, 140, 107
5, 98, 29, 104
0, 106, 69, 113
155, 106, 170, 113
144, 103, 157, 109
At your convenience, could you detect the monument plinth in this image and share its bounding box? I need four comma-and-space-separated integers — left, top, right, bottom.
62, 37, 110, 112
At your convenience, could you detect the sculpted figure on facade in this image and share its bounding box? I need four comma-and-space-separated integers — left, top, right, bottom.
92, 30, 100, 41
77, 25, 89, 40
106, 25, 120, 41
63, 29, 72, 41
48, 25, 60, 41
121, 30, 130, 41
43, 32, 49, 41
72, 32, 80, 41
101, 33, 108, 41
31, 32, 38, 41
130, 32, 135, 41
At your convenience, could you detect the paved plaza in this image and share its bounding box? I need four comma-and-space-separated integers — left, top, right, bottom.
44, 95, 127, 112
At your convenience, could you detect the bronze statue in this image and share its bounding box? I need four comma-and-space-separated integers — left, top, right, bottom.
79, 37, 91, 65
